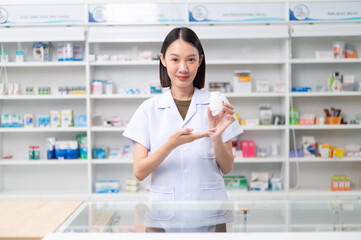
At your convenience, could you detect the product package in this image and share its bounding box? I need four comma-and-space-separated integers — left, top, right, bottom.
74, 114, 87, 127
302, 136, 316, 157
250, 172, 269, 191
223, 176, 248, 191
38, 115, 50, 128
95, 180, 119, 193
234, 70, 251, 93
61, 109, 74, 127
24, 114, 35, 128
76, 135, 87, 159
50, 110, 61, 128
259, 104, 272, 125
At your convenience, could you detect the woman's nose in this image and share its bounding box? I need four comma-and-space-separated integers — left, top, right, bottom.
178, 61, 188, 72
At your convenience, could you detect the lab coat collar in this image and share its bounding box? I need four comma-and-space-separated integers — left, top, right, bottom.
156, 87, 209, 108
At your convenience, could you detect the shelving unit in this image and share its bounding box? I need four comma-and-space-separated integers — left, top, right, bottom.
0, 3, 360, 201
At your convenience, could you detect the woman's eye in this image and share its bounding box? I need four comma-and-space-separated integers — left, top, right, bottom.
188, 58, 196, 62
171, 58, 178, 62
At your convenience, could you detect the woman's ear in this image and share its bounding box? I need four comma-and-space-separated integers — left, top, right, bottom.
199, 54, 204, 67
160, 53, 166, 67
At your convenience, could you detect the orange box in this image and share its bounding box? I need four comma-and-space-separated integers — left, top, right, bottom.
331, 176, 339, 191
325, 117, 342, 125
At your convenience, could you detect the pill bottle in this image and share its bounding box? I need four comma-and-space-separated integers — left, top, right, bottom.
29, 145, 34, 160
1, 51, 8, 63
16, 51, 24, 62
33, 146, 40, 160
210, 91, 223, 112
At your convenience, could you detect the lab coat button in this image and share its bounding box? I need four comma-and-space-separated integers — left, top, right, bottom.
186, 193, 190, 198
184, 169, 188, 174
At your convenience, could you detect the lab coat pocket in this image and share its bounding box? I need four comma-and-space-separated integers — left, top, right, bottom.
196, 126, 215, 159
149, 185, 175, 221
198, 181, 227, 218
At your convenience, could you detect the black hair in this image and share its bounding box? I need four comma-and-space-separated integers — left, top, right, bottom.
159, 27, 205, 88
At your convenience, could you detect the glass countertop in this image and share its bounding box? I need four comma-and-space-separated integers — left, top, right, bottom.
56, 200, 361, 233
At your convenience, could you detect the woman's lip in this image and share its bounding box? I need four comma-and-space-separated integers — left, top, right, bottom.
177, 76, 189, 80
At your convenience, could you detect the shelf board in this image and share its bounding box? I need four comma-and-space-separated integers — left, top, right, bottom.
289, 189, 361, 197
242, 125, 286, 131
91, 190, 287, 201
234, 157, 285, 163
92, 159, 133, 164
207, 59, 286, 65
227, 190, 287, 199
90, 94, 155, 99
91, 192, 149, 201
291, 58, 361, 64
224, 92, 286, 98
290, 157, 361, 162
90, 60, 158, 66
90, 59, 285, 66
289, 125, 361, 130
0, 127, 88, 133
290, 92, 361, 97
91, 127, 126, 132
0, 189, 89, 200
0, 61, 86, 67
0, 95, 87, 100
0, 159, 88, 165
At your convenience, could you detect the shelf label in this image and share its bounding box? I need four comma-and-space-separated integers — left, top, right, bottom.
0, 5, 85, 25
88, 3, 186, 24
189, 3, 286, 22
290, 2, 361, 21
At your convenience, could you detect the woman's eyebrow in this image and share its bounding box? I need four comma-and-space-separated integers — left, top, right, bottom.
169, 53, 197, 57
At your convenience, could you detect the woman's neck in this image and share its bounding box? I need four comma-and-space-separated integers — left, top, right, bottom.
171, 86, 194, 101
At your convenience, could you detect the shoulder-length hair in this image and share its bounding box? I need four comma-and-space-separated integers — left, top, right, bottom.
159, 27, 206, 88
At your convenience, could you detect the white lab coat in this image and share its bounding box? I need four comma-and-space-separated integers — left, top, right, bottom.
123, 87, 243, 229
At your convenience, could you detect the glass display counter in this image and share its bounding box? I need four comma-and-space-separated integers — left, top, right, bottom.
43, 200, 361, 240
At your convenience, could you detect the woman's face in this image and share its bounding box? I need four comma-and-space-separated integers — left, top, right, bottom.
161, 39, 203, 90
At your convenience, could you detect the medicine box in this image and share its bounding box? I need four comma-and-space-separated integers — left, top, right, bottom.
95, 180, 119, 193
50, 110, 61, 128
61, 109, 73, 127
234, 70, 251, 93
223, 176, 248, 191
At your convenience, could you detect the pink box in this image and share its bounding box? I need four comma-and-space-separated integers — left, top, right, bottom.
242, 141, 256, 158
299, 117, 315, 125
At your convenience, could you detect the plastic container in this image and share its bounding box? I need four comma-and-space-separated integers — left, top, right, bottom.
333, 41, 345, 59
1, 51, 8, 63
16, 51, 24, 62
92, 80, 103, 95
210, 91, 223, 112
29, 146, 34, 160
325, 117, 342, 125
33, 146, 40, 160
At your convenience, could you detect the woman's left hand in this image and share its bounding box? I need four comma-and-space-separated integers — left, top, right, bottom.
208, 102, 235, 138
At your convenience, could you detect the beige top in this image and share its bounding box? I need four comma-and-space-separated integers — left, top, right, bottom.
0, 201, 83, 240
173, 98, 191, 120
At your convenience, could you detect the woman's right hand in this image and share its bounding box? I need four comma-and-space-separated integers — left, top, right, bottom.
167, 128, 216, 150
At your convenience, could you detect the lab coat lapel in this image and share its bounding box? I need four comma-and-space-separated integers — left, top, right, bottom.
157, 89, 184, 124
183, 88, 209, 126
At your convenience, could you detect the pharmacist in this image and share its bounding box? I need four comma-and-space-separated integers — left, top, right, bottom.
123, 27, 243, 232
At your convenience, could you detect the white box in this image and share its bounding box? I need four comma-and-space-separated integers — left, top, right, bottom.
315, 51, 334, 59
95, 180, 119, 193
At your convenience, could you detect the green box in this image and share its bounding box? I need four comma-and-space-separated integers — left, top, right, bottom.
223, 176, 248, 191
290, 108, 299, 125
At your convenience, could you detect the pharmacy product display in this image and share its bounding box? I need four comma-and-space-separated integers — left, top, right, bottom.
0, 22, 360, 201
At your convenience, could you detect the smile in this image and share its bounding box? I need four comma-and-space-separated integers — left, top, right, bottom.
177, 76, 189, 80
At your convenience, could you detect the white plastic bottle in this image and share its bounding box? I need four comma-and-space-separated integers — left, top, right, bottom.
210, 91, 223, 113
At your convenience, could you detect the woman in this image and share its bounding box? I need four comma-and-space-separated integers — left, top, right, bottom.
123, 27, 243, 232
